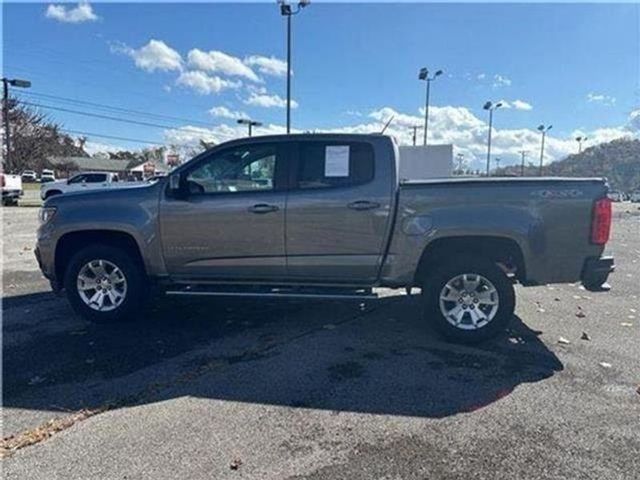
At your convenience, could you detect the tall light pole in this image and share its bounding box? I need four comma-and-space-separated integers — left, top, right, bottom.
409, 125, 423, 146
518, 149, 528, 176
237, 118, 263, 137
279, 0, 310, 134
576, 135, 587, 153
483, 101, 503, 176
418, 67, 443, 146
537, 124, 553, 176
2, 77, 31, 173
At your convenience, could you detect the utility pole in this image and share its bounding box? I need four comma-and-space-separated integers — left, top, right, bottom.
409, 125, 423, 146
456, 153, 465, 174
1, 77, 31, 172
279, 0, 310, 134
537, 124, 553, 176
418, 67, 443, 146
518, 150, 528, 176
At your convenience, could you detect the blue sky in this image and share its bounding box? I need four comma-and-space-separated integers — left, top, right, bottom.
3, 2, 639, 167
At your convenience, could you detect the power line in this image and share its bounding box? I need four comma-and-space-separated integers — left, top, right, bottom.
18, 99, 209, 133
61, 129, 161, 146
19, 90, 215, 128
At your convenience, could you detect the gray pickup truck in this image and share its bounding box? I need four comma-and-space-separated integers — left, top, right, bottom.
35, 134, 614, 342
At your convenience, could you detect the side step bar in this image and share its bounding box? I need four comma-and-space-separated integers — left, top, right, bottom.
165, 285, 378, 300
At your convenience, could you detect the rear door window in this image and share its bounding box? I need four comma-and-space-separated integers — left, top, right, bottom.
296, 142, 374, 190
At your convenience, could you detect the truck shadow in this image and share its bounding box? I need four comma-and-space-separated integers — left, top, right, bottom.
3, 292, 563, 425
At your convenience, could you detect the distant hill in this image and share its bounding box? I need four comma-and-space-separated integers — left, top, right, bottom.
496, 138, 640, 192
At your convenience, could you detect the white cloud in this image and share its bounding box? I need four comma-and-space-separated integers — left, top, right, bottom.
209, 106, 248, 120
244, 55, 288, 77
114, 40, 183, 73
512, 99, 533, 111
244, 92, 297, 109
45, 2, 98, 23
176, 71, 241, 95
493, 74, 512, 88
587, 92, 616, 106
477, 73, 486, 80
161, 105, 637, 170
187, 49, 260, 82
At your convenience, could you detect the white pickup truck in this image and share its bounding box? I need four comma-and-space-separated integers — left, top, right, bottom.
1, 173, 23, 206
41, 171, 122, 200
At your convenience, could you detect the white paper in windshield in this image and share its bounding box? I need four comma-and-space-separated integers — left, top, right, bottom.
324, 146, 350, 177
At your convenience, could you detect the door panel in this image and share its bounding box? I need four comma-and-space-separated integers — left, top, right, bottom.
159, 142, 287, 280
285, 141, 394, 282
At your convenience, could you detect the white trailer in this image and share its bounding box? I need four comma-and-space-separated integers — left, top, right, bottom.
398, 145, 453, 181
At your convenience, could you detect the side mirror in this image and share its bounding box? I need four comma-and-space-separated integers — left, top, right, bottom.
168, 173, 186, 198
169, 173, 181, 191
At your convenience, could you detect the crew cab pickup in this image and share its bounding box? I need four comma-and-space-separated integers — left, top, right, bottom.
41, 171, 122, 200
35, 134, 614, 342
1, 173, 23, 206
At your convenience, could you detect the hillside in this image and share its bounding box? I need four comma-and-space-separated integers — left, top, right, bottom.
496, 138, 640, 192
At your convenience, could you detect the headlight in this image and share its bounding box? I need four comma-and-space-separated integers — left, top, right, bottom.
38, 207, 57, 225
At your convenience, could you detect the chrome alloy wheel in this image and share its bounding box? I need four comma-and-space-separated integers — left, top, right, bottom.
76, 259, 128, 312
439, 273, 499, 330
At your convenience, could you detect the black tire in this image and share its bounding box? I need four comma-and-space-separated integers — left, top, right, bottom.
422, 255, 515, 344
64, 244, 146, 324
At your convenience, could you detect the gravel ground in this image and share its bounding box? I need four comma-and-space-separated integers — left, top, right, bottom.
2, 204, 639, 479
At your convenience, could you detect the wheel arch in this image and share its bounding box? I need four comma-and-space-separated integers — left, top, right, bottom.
414, 235, 527, 284
55, 230, 146, 283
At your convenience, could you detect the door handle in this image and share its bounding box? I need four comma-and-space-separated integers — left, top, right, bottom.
348, 200, 380, 211
248, 203, 279, 214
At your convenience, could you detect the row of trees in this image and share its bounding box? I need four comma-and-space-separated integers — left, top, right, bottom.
2, 99, 211, 174
2, 98, 88, 173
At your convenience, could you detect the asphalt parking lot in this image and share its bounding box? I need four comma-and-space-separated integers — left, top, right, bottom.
2, 205, 639, 479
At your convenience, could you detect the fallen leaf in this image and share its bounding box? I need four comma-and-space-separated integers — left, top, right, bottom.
599, 362, 612, 369
575, 310, 586, 318
558, 337, 571, 345
581, 332, 591, 341
230, 458, 242, 470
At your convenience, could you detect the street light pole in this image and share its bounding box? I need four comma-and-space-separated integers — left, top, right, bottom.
2, 77, 31, 172
575, 135, 587, 153
538, 124, 552, 176
237, 118, 263, 137
483, 101, 503, 176
518, 149, 528, 176
418, 68, 443, 146
279, 0, 310, 134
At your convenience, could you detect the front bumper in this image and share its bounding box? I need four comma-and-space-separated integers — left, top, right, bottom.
581, 256, 615, 291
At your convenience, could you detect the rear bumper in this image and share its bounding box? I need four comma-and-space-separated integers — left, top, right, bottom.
2, 189, 23, 199
581, 256, 614, 291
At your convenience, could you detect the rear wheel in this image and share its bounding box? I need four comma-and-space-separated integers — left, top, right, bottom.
64, 244, 145, 323
422, 256, 515, 343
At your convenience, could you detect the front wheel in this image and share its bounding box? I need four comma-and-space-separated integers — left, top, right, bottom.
422, 256, 515, 343
64, 244, 146, 323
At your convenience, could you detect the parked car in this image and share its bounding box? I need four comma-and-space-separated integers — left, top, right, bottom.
21, 170, 37, 183
1, 173, 23, 206
630, 191, 640, 203
35, 134, 614, 343
40, 169, 56, 183
607, 190, 624, 202
40, 171, 121, 199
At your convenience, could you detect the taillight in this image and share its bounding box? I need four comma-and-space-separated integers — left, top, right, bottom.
1, 174, 5, 188
591, 197, 612, 245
